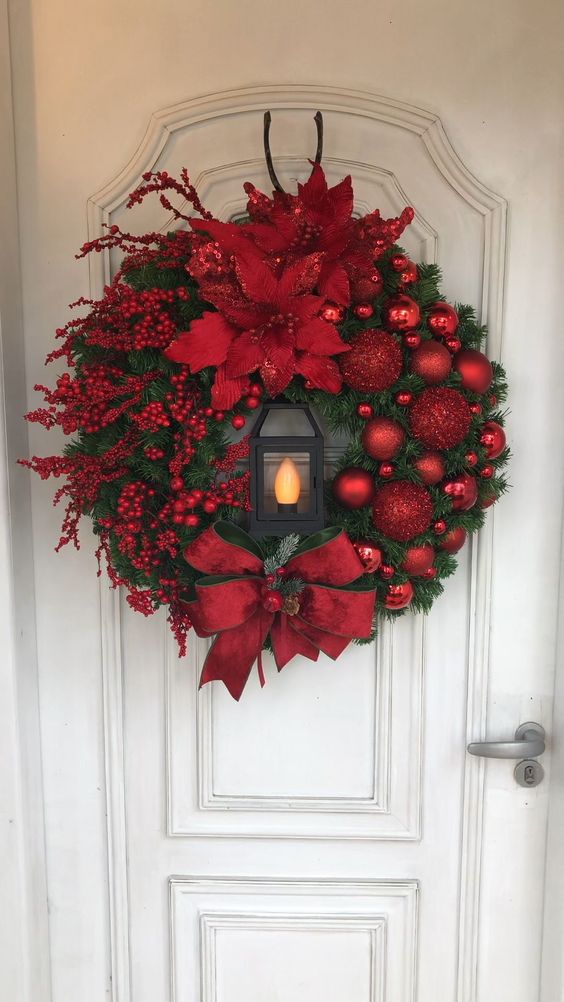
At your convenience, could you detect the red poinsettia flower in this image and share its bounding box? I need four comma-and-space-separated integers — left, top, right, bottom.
165, 244, 349, 409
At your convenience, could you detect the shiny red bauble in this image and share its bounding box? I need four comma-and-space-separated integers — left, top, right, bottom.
245, 395, 261, 409
465, 451, 478, 467
445, 336, 461, 353
410, 387, 472, 449
480, 420, 506, 459
332, 467, 375, 509
350, 270, 383, 303
442, 472, 478, 511
413, 450, 446, 485
453, 349, 493, 394
362, 417, 406, 460
438, 526, 467, 554
404, 332, 421, 349
426, 302, 459, 337
385, 581, 414, 610
354, 303, 374, 319
262, 589, 284, 613
379, 462, 394, 478
479, 464, 495, 479
231, 414, 246, 429
352, 540, 383, 573
320, 303, 345, 323
401, 544, 435, 576
339, 329, 403, 392
356, 402, 374, 420
410, 340, 452, 384
382, 295, 421, 332
398, 261, 419, 285
433, 520, 447, 535
380, 564, 395, 580
390, 253, 409, 272
372, 480, 434, 542
395, 391, 413, 406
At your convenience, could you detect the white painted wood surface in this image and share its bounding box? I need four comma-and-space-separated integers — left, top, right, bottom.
3, 3, 564, 1001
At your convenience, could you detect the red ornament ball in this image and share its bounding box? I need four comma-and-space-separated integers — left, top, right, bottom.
390, 253, 409, 272
262, 589, 284, 613
410, 387, 472, 449
372, 480, 434, 542
385, 581, 414, 610
339, 329, 403, 392
480, 421, 506, 459
362, 417, 406, 460
434, 519, 447, 535
383, 295, 421, 332
445, 336, 461, 353
380, 564, 395, 580
379, 462, 394, 478
398, 261, 419, 285
401, 544, 435, 576
427, 302, 459, 338
352, 540, 383, 573
410, 340, 452, 385
354, 303, 374, 319
248, 382, 263, 397
320, 303, 345, 323
469, 403, 482, 415
395, 391, 413, 406
422, 567, 437, 579
231, 414, 246, 429
454, 349, 493, 394
350, 270, 383, 303
465, 451, 478, 467
439, 526, 467, 554
404, 332, 421, 349
332, 467, 375, 509
479, 464, 495, 479
245, 395, 260, 409
480, 493, 497, 508
356, 402, 374, 420
413, 450, 446, 485
442, 472, 478, 511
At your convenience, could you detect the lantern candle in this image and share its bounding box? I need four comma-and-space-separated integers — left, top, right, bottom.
274, 457, 301, 514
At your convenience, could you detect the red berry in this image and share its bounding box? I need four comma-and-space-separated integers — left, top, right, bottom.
356, 402, 374, 420
231, 415, 246, 429
170, 476, 184, 491
433, 520, 447, 535
245, 396, 260, 409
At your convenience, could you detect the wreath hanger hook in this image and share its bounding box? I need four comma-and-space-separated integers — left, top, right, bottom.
263, 110, 324, 194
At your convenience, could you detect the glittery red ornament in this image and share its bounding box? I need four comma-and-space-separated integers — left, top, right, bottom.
380, 564, 395, 580
479, 464, 495, 478
379, 462, 394, 478
413, 450, 446, 485
410, 387, 472, 449
427, 302, 459, 337
352, 540, 383, 573
356, 402, 374, 419
390, 254, 409, 272
442, 472, 478, 511
480, 421, 506, 459
383, 295, 421, 332
454, 349, 493, 394
434, 519, 447, 534
439, 526, 467, 553
398, 261, 419, 285
362, 417, 406, 460
320, 303, 345, 323
354, 303, 374, 319
332, 467, 375, 509
410, 340, 452, 384
231, 414, 246, 429
401, 544, 435, 576
395, 391, 413, 406
385, 581, 414, 610
339, 329, 403, 392
350, 271, 383, 303
372, 480, 434, 542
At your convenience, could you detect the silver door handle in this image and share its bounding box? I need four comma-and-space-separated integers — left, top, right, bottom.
467, 722, 545, 759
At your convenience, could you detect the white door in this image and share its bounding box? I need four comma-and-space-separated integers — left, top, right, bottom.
3, 5, 564, 1002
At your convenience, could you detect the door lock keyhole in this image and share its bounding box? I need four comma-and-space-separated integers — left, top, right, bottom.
514, 759, 544, 788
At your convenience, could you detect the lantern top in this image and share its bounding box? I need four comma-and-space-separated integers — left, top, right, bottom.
249, 399, 323, 441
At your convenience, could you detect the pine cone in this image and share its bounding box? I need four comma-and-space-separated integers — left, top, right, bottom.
282, 595, 301, 616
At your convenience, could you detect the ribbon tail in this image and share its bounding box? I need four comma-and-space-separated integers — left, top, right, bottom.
199, 609, 273, 700
271, 613, 320, 670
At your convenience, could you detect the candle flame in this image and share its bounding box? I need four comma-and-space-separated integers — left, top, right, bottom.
274, 457, 301, 504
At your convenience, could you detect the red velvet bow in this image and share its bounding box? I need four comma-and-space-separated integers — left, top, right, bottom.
183, 522, 377, 700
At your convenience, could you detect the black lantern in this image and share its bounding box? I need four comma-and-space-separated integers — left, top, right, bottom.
248, 401, 325, 537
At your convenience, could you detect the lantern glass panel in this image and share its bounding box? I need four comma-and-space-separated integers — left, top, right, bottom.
262, 451, 311, 516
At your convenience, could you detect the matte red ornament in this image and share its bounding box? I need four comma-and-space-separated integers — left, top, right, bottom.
352, 541, 383, 573
454, 349, 493, 394
442, 472, 478, 511
380, 564, 395, 580
350, 270, 383, 303
465, 451, 478, 467
383, 295, 421, 332
395, 391, 413, 406
479, 464, 495, 479
480, 421, 506, 459
390, 253, 409, 272
398, 261, 419, 285
231, 414, 246, 429
439, 526, 467, 553
354, 303, 374, 319
356, 402, 374, 420
410, 340, 452, 384
427, 302, 459, 338
320, 303, 345, 323
339, 329, 403, 392
362, 417, 406, 460
332, 467, 375, 509
379, 462, 394, 478
433, 520, 447, 534
385, 581, 414, 610
401, 544, 435, 576
410, 387, 472, 449
413, 450, 446, 485
372, 480, 434, 542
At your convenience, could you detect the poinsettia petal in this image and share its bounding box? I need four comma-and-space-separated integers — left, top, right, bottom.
318, 262, 351, 306
242, 222, 291, 254
224, 331, 265, 377
292, 294, 325, 321
234, 246, 279, 305
260, 357, 295, 397
297, 162, 329, 204
189, 218, 251, 254
210, 365, 248, 410
260, 326, 295, 369
295, 353, 343, 393
326, 175, 354, 227
296, 318, 350, 355
164, 312, 236, 372
276, 253, 324, 304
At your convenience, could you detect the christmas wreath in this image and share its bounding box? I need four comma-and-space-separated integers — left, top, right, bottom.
23, 128, 509, 699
